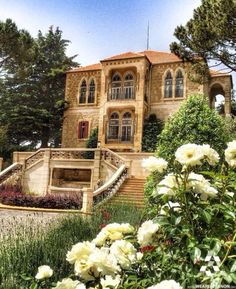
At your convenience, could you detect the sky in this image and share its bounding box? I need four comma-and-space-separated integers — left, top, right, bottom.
0, 0, 235, 87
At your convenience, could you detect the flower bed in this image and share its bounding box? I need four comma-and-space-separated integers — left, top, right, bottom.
0, 186, 83, 210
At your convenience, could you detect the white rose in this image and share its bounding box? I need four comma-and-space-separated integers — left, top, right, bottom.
110, 240, 137, 269
156, 173, 179, 196
175, 144, 204, 166
147, 279, 182, 289
100, 275, 121, 289
35, 265, 53, 280
66, 241, 95, 264
53, 278, 86, 289
201, 144, 219, 166
225, 140, 236, 167
159, 201, 181, 215
142, 156, 168, 173
137, 220, 159, 246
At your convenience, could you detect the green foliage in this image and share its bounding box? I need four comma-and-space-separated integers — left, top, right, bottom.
224, 116, 236, 141
86, 127, 98, 149
0, 20, 78, 155
157, 95, 229, 164
170, 0, 236, 73
0, 205, 143, 289
142, 114, 163, 152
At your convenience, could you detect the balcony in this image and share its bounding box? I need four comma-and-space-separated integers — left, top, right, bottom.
108, 89, 135, 101
105, 135, 134, 144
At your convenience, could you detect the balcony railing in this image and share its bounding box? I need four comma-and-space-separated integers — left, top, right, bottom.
105, 135, 134, 144
108, 92, 135, 101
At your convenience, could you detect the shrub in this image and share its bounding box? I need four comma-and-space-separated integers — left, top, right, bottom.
83, 127, 98, 159
142, 114, 163, 152
157, 95, 229, 164
0, 191, 83, 209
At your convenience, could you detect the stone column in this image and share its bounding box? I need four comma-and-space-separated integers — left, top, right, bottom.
43, 148, 51, 195
82, 188, 93, 213
91, 149, 101, 190
0, 157, 3, 172
224, 89, 231, 115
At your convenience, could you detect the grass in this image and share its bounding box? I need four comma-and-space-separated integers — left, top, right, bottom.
0, 204, 144, 289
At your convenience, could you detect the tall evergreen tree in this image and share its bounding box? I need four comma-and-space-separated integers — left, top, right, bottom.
170, 0, 236, 73
0, 23, 78, 151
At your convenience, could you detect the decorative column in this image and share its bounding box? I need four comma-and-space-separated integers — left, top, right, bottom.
224, 89, 231, 115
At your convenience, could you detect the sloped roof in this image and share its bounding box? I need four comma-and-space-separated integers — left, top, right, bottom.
209, 69, 230, 77
67, 63, 102, 73
101, 51, 145, 62
141, 50, 182, 64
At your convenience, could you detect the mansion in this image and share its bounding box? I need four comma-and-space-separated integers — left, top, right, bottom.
62, 50, 233, 152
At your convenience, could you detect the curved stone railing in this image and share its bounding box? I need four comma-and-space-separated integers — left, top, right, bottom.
100, 148, 127, 168
25, 149, 45, 169
93, 165, 128, 206
0, 163, 23, 186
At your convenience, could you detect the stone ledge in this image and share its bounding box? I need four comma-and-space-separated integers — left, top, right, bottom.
0, 203, 92, 215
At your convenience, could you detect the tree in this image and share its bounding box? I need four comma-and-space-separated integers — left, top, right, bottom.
157, 95, 229, 164
142, 114, 163, 152
170, 0, 236, 73
0, 23, 78, 149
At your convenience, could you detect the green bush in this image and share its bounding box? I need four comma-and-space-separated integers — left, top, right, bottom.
157, 95, 229, 164
83, 127, 98, 159
142, 114, 163, 152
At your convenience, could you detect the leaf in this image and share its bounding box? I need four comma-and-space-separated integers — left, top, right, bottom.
191, 247, 201, 263
231, 261, 236, 273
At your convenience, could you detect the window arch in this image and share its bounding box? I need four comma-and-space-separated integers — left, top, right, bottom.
164, 71, 173, 98
78, 121, 89, 139
108, 112, 119, 139
88, 79, 95, 103
111, 73, 122, 100
175, 70, 184, 98
79, 80, 87, 103
124, 73, 134, 99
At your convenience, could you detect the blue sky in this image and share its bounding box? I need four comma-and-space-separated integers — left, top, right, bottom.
0, 0, 234, 86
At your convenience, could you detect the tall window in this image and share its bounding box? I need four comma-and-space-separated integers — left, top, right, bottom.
124, 74, 134, 99
121, 112, 132, 141
109, 112, 119, 139
78, 121, 89, 139
164, 71, 173, 98
111, 74, 122, 100
88, 79, 95, 103
79, 80, 87, 103
175, 70, 184, 98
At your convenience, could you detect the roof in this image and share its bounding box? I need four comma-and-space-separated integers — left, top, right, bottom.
101, 51, 145, 62
67, 63, 102, 73
66, 50, 184, 73
209, 69, 230, 77
141, 50, 182, 64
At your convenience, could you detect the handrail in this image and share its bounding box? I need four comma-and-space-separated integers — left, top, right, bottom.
93, 164, 128, 206
25, 149, 45, 169
0, 162, 23, 183
100, 148, 127, 168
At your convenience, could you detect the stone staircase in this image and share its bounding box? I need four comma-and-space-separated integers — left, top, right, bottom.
108, 177, 146, 208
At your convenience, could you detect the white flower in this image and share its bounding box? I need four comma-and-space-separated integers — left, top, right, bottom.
142, 156, 168, 173
225, 140, 236, 167
35, 265, 53, 280
100, 275, 121, 289
156, 173, 179, 196
92, 223, 134, 246
53, 278, 86, 289
66, 241, 95, 264
159, 202, 181, 215
137, 220, 159, 246
147, 280, 182, 289
188, 172, 218, 200
74, 247, 120, 281
110, 240, 137, 269
201, 144, 219, 166
175, 144, 204, 166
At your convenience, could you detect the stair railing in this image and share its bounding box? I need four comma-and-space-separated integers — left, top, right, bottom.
25, 149, 45, 169
93, 148, 129, 206
0, 163, 23, 185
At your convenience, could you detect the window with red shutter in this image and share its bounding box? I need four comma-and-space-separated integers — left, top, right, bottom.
78, 121, 89, 139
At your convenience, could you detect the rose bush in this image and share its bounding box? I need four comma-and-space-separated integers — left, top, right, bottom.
29, 142, 236, 288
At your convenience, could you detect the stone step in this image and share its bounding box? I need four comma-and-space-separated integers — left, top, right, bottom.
117, 191, 144, 196
110, 199, 145, 208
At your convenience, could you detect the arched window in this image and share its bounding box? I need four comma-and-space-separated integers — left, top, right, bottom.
124, 74, 134, 99
175, 70, 184, 98
88, 79, 95, 103
111, 74, 122, 100
164, 71, 173, 98
79, 80, 87, 103
108, 112, 119, 139
121, 112, 132, 141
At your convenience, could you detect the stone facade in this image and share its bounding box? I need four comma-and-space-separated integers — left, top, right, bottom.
62, 50, 233, 152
